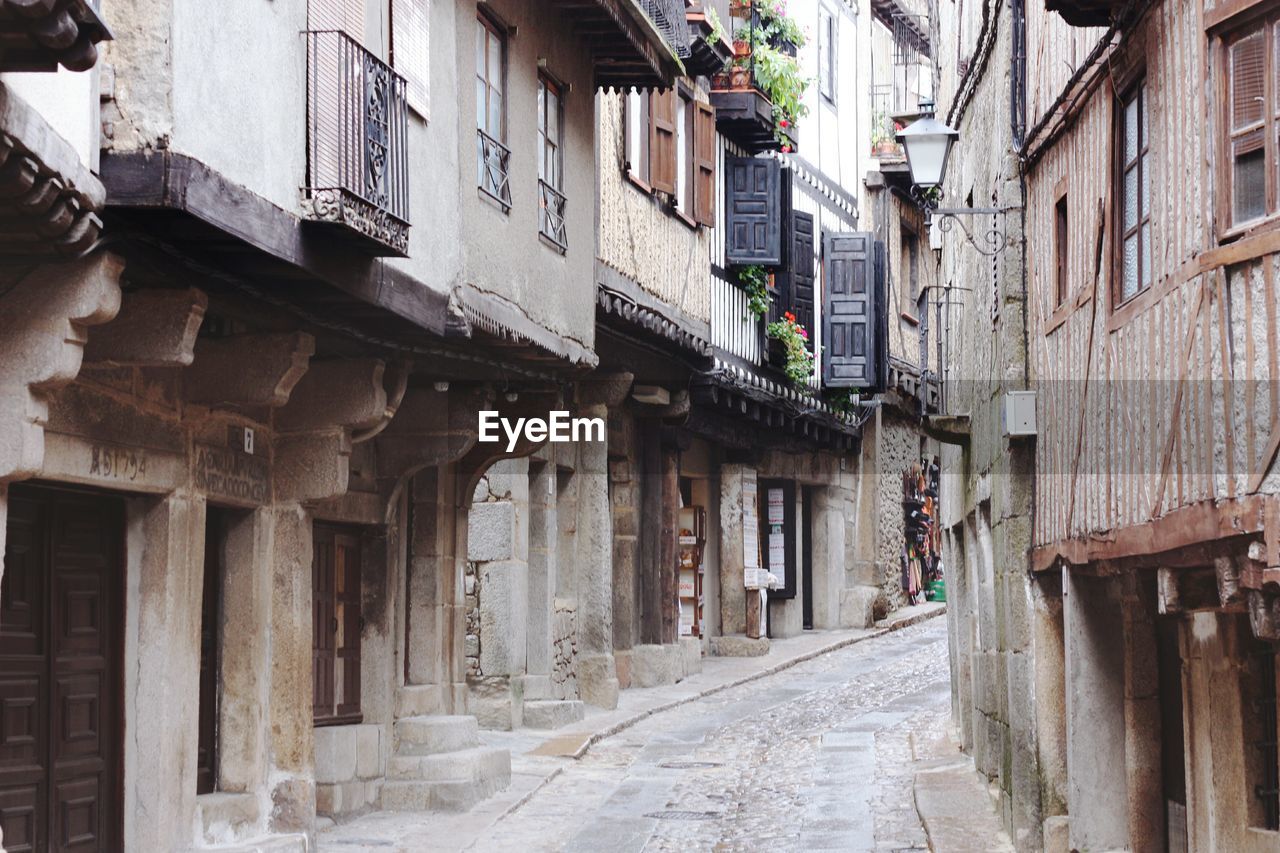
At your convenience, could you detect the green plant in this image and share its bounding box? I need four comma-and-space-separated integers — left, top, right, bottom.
705, 6, 727, 48
729, 0, 810, 147
827, 389, 861, 415
766, 311, 815, 386
738, 265, 769, 319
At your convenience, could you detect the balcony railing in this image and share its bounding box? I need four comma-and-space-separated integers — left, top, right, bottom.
538, 180, 567, 252
304, 30, 410, 256
478, 129, 512, 211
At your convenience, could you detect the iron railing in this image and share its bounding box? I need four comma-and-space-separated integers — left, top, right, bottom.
304, 30, 410, 255
538, 179, 567, 252
478, 128, 512, 210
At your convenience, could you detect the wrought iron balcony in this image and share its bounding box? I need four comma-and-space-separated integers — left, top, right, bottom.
477, 129, 512, 212
538, 180, 567, 252
304, 30, 410, 257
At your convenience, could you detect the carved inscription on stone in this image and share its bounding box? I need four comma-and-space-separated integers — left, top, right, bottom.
88, 443, 148, 481
194, 443, 269, 504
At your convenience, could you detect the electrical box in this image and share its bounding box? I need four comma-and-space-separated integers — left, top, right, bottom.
1003, 390, 1037, 438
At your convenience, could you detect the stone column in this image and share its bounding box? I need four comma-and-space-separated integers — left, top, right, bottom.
1120, 574, 1165, 853
1064, 571, 1129, 852
526, 457, 556, 683
810, 485, 844, 630
717, 463, 751, 635
265, 502, 316, 835
609, 413, 640, 688
125, 491, 206, 853
575, 402, 619, 709
218, 509, 272, 794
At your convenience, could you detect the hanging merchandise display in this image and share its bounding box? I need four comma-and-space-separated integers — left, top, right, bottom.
678, 506, 707, 637
901, 456, 943, 605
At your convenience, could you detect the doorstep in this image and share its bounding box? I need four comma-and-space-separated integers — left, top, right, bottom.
315, 602, 946, 851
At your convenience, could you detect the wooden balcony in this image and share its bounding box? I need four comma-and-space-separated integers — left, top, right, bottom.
303, 30, 410, 257
556, 0, 687, 90
1044, 0, 1120, 27
0, 0, 111, 72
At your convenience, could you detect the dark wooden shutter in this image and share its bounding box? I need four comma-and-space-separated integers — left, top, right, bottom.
649, 88, 678, 194
693, 100, 716, 225
788, 211, 816, 333
725, 156, 782, 265
822, 231, 885, 389
312, 527, 336, 722
334, 533, 362, 720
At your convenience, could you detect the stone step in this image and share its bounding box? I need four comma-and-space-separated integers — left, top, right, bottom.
199, 833, 308, 853
393, 714, 479, 755
194, 791, 260, 846
381, 769, 511, 813
388, 745, 511, 783
395, 684, 445, 718
522, 699, 585, 730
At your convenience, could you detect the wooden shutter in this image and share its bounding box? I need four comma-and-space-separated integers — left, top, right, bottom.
822, 232, 885, 389
788, 211, 816, 333
312, 527, 336, 722
334, 533, 362, 720
392, 0, 429, 117
650, 88, 678, 194
725, 156, 782, 265
693, 100, 716, 225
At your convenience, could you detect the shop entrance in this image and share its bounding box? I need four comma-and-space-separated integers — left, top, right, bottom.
0, 484, 124, 851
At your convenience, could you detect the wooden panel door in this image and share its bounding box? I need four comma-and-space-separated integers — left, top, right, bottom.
0, 485, 122, 852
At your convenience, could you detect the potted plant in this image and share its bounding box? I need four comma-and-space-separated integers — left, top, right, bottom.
738, 265, 770, 320
870, 108, 900, 157
766, 311, 816, 386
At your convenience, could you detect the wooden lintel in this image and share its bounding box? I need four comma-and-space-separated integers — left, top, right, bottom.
921, 414, 971, 447
1032, 496, 1270, 573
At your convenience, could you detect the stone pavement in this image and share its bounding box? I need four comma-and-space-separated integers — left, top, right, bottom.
318, 603, 948, 852
913, 749, 1015, 853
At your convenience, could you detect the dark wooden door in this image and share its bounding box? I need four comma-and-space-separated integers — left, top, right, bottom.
197, 510, 224, 795
0, 485, 122, 852
801, 487, 813, 630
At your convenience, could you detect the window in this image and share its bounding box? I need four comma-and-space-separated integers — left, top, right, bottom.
391, 0, 429, 116
675, 90, 695, 217
313, 525, 362, 725
476, 14, 510, 207
1116, 81, 1150, 304
819, 6, 837, 102
1221, 14, 1280, 229
1055, 194, 1069, 306
538, 75, 567, 251
625, 90, 651, 185
900, 224, 920, 312
625, 90, 717, 227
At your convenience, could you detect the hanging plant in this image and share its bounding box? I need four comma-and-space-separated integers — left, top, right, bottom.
766, 311, 815, 386
705, 6, 727, 50
738, 265, 770, 319
728, 0, 810, 146
827, 389, 861, 416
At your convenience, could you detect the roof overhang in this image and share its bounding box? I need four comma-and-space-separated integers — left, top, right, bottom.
0, 0, 112, 72
556, 0, 686, 90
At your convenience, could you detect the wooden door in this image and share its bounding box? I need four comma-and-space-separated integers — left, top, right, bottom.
0, 485, 123, 852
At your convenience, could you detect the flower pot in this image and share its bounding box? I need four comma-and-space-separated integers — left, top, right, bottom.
728, 65, 751, 90
729, 0, 752, 18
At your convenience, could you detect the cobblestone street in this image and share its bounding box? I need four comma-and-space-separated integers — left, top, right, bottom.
457, 619, 951, 852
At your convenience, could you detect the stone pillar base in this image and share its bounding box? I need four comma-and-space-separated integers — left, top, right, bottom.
630, 643, 683, 687
710, 635, 771, 657
839, 585, 881, 629
577, 652, 619, 709
679, 637, 703, 677
468, 676, 521, 731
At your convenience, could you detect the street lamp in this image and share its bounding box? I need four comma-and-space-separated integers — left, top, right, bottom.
894, 102, 1018, 257
895, 109, 958, 189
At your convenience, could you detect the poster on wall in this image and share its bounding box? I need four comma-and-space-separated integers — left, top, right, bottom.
743, 477, 761, 574
767, 486, 788, 589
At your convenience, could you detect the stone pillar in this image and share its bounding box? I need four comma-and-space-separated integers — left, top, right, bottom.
408, 466, 455, 695
526, 457, 556, 681
659, 443, 680, 645
717, 463, 752, 635
575, 402, 619, 709
218, 509, 272, 794
125, 491, 206, 853
265, 502, 316, 835
810, 485, 844, 629
1065, 570, 1129, 852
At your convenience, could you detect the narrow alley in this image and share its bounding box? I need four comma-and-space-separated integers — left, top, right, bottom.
318, 616, 1007, 852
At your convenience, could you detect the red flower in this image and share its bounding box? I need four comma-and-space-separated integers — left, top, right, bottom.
779, 119, 790, 128
780, 145, 792, 153
784, 311, 796, 322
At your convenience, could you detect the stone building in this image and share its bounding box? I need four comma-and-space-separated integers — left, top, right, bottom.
0, 0, 685, 848
937, 0, 1280, 850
